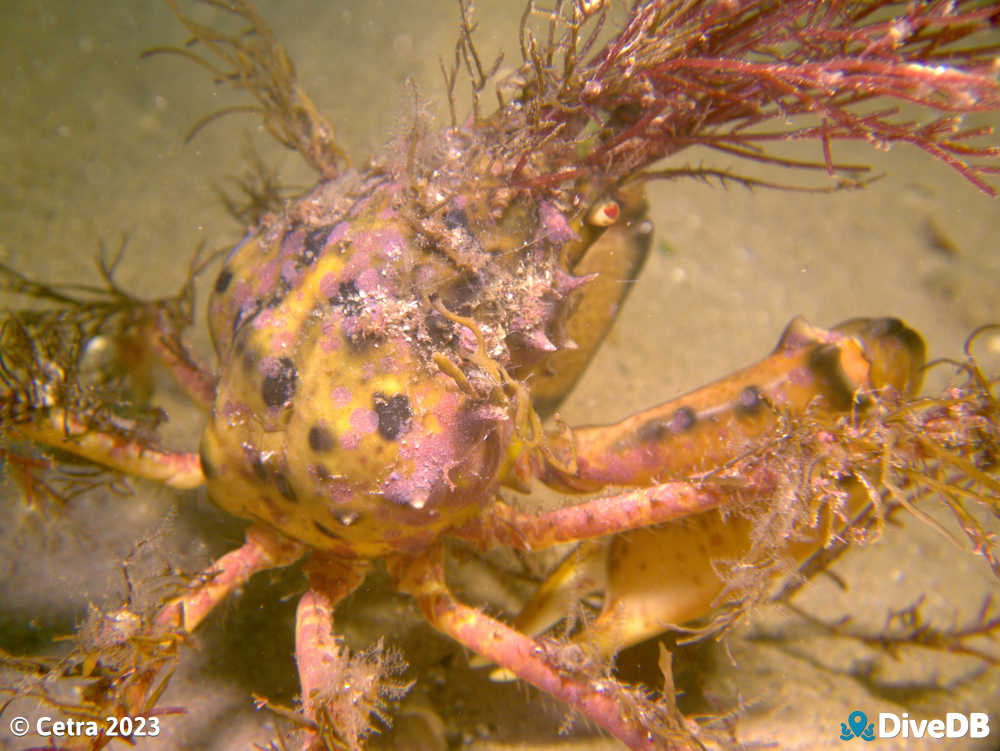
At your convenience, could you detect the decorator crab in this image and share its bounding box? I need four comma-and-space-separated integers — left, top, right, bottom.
2, 1, 1000, 749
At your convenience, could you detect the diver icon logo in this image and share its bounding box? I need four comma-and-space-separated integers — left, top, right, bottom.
841, 710, 875, 741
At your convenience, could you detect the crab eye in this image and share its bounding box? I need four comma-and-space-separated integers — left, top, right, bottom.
586, 198, 620, 227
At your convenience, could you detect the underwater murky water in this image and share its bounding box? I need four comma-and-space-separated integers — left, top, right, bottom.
2, 1, 999, 749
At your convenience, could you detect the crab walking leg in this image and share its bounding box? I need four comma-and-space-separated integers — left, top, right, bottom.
62, 526, 305, 751
109, 312, 217, 410
461, 480, 737, 549
12, 410, 205, 489
156, 524, 304, 633
390, 547, 690, 751
294, 556, 372, 747
145, 323, 218, 410
467, 539, 609, 676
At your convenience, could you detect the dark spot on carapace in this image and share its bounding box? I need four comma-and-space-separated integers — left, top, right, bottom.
329, 279, 365, 318
262, 357, 297, 408
735, 385, 765, 414
313, 463, 331, 481
274, 471, 297, 502
300, 227, 330, 267
214, 267, 233, 294
264, 277, 292, 309
667, 406, 696, 433
313, 520, 345, 540
308, 424, 336, 453
373, 392, 412, 440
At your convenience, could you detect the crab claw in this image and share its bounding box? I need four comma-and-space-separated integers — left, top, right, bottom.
499, 317, 928, 657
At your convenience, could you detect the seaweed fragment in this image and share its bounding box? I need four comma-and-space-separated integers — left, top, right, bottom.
0, 240, 215, 487
144, 0, 347, 178
451, 0, 1000, 195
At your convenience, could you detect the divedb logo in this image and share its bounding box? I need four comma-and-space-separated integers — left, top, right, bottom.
840, 710, 991, 741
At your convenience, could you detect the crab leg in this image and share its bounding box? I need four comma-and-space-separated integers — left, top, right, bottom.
59, 526, 305, 751
12, 410, 205, 489
144, 322, 217, 410
155, 524, 304, 633
461, 480, 737, 549
390, 546, 692, 751
134, 527, 301, 719
293, 556, 372, 748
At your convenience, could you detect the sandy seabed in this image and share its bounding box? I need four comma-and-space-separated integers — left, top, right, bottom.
1, 2, 999, 750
